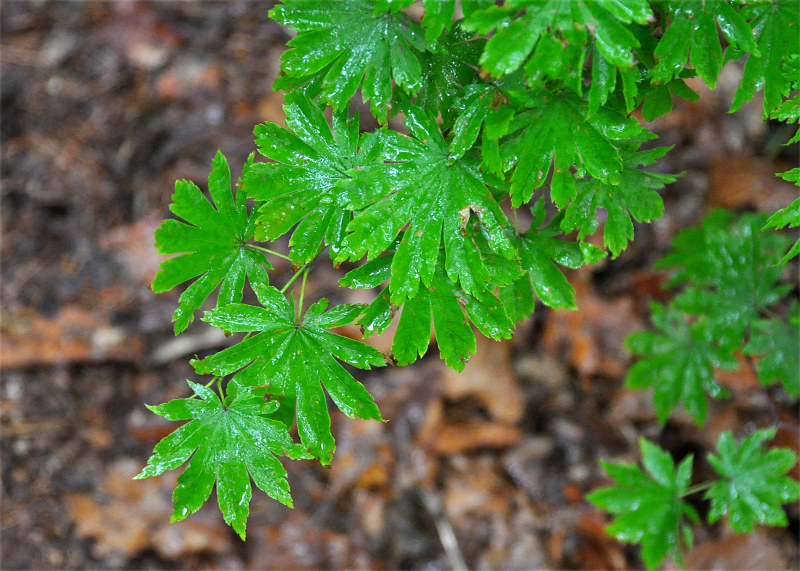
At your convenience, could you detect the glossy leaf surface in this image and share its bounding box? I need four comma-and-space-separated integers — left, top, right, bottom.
193, 284, 385, 465
152, 151, 270, 334
136, 380, 309, 539
587, 438, 698, 570
706, 430, 800, 533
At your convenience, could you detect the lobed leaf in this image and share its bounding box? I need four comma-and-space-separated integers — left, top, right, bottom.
136, 380, 309, 539
152, 151, 271, 334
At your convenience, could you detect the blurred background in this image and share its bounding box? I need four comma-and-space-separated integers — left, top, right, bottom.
1, 1, 798, 568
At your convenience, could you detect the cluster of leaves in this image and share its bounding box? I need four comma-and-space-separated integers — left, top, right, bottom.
139, 0, 800, 560
588, 209, 800, 569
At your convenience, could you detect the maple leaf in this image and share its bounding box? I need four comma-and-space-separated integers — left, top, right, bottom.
731, 0, 800, 113
625, 302, 738, 426
651, 0, 757, 89
463, 0, 652, 78
152, 151, 271, 334
587, 438, 699, 570
706, 429, 800, 533
271, 0, 427, 122
561, 141, 678, 258
336, 101, 517, 306
192, 284, 385, 465
499, 199, 584, 322
244, 92, 383, 263
501, 90, 643, 208
135, 380, 310, 540
657, 211, 791, 347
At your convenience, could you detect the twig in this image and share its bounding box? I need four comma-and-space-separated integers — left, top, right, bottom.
419, 487, 469, 571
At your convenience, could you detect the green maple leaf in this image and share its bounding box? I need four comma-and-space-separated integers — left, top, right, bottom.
502, 90, 643, 208
625, 302, 738, 426
706, 429, 800, 533
336, 101, 517, 306
463, 0, 652, 78
416, 24, 485, 124
658, 211, 791, 347
135, 380, 310, 540
587, 438, 698, 570
244, 92, 382, 263
271, 0, 427, 122
341, 252, 515, 371
743, 303, 800, 397
192, 284, 385, 465
763, 196, 800, 263
392, 253, 514, 372
561, 141, 678, 258
651, 0, 757, 89
731, 0, 800, 113
152, 151, 271, 334
499, 199, 584, 322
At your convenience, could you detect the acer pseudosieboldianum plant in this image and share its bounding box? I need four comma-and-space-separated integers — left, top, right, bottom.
137, 1, 800, 568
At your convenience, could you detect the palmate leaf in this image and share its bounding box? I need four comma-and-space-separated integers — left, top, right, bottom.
587, 439, 698, 570
462, 0, 652, 78
499, 199, 584, 322
731, 0, 800, 113
336, 101, 517, 306
152, 151, 271, 334
743, 302, 800, 397
270, 0, 427, 122
192, 284, 385, 465
341, 252, 515, 371
706, 429, 800, 533
625, 302, 738, 426
501, 90, 643, 208
561, 141, 678, 258
245, 92, 382, 263
135, 380, 310, 540
651, 0, 757, 89
658, 211, 791, 347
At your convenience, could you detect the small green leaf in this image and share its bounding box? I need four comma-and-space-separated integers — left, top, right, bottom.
193, 284, 385, 465
706, 430, 800, 533
625, 302, 737, 426
743, 303, 800, 397
136, 380, 309, 539
421, 0, 456, 43
764, 196, 800, 263
152, 151, 271, 334
587, 438, 697, 570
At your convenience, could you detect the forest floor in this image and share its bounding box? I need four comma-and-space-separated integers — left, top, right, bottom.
1, 2, 798, 569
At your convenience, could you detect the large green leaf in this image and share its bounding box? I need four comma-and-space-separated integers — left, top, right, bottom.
502, 90, 642, 208
651, 0, 757, 89
500, 199, 583, 322
152, 151, 270, 334
706, 429, 800, 533
192, 284, 385, 465
587, 438, 698, 570
657, 211, 791, 347
336, 102, 517, 305
245, 92, 382, 263
731, 0, 800, 113
625, 302, 738, 426
462, 0, 652, 78
135, 380, 309, 539
271, 0, 427, 122
561, 142, 678, 258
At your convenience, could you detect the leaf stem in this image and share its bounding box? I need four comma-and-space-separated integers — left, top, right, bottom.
280, 263, 309, 294
296, 266, 310, 321
681, 481, 714, 497
246, 243, 291, 261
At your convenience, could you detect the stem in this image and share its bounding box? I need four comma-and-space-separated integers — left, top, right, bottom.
280, 263, 309, 294
246, 243, 291, 261
681, 481, 714, 498
296, 266, 310, 321
512, 208, 521, 236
